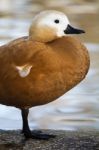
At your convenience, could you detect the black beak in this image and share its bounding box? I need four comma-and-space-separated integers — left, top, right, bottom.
64, 24, 85, 34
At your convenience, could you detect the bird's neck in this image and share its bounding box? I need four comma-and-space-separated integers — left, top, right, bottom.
29, 25, 57, 43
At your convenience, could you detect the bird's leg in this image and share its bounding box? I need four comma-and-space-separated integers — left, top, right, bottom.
21, 108, 31, 134
21, 108, 56, 140
21, 108, 41, 134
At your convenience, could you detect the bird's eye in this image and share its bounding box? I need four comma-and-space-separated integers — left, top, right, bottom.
54, 19, 59, 24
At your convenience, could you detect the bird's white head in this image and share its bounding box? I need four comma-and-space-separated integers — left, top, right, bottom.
29, 10, 85, 42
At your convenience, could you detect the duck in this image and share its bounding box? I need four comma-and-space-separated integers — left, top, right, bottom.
0, 10, 90, 139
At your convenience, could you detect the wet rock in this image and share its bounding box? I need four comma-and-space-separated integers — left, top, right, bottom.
0, 130, 99, 150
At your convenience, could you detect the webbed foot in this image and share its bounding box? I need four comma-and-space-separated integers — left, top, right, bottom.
24, 130, 56, 140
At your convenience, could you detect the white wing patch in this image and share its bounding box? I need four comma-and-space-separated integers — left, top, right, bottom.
16, 64, 32, 77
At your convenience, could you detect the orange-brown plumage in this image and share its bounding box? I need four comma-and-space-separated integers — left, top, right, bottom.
0, 10, 90, 139
0, 36, 89, 108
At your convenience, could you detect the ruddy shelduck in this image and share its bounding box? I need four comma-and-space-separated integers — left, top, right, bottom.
0, 10, 90, 139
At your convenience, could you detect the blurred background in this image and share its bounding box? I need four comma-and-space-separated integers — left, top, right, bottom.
0, 0, 99, 131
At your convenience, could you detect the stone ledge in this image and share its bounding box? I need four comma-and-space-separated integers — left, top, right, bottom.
0, 130, 99, 150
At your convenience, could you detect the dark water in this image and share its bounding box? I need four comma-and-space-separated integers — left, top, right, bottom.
0, 0, 99, 131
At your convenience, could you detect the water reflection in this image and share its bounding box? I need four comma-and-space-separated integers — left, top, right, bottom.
0, 0, 99, 131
